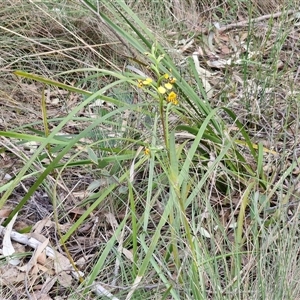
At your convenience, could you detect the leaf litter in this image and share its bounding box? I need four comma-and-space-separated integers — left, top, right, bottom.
0, 1, 300, 299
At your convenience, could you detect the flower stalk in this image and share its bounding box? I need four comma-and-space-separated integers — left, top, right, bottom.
135, 43, 178, 149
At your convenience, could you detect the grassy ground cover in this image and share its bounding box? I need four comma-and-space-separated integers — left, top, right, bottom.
0, 0, 300, 299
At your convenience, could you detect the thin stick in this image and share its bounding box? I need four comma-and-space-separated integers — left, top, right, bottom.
216, 9, 296, 33
0, 225, 119, 300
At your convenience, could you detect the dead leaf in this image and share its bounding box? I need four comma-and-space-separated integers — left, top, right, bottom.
32, 217, 53, 234
40, 276, 57, 295
0, 266, 26, 285
218, 33, 230, 42
196, 46, 204, 56
31, 291, 53, 300
23, 141, 39, 153
76, 254, 94, 268
40, 264, 55, 275
30, 232, 48, 243
57, 272, 73, 288
37, 250, 47, 265
53, 251, 72, 273
78, 222, 93, 234
3, 213, 20, 266
207, 31, 215, 52
0, 207, 12, 218
12, 241, 26, 254
52, 252, 73, 288
192, 53, 213, 100
68, 207, 86, 216
17, 238, 49, 273
220, 45, 231, 55
179, 38, 194, 53
207, 58, 230, 69
240, 31, 248, 42
105, 212, 119, 230
72, 190, 88, 200
122, 248, 134, 262
198, 227, 211, 238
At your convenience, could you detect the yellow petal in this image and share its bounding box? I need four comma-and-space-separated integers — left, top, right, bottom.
167, 91, 178, 105
143, 78, 153, 85
158, 86, 166, 94
137, 80, 143, 88
144, 148, 150, 155
165, 82, 173, 90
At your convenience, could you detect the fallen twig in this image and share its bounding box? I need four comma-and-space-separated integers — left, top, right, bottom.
216, 9, 297, 32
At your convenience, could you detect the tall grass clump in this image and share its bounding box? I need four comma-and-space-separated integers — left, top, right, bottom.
1, 0, 300, 299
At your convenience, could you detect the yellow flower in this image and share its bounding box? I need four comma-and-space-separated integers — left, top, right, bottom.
143, 78, 153, 85
137, 80, 143, 88
158, 86, 166, 94
144, 148, 150, 156
138, 78, 152, 88
167, 91, 178, 105
164, 73, 176, 83
164, 82, 173, 90
169, 77, 176, 84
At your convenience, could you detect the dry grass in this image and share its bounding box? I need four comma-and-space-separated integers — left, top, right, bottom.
1, 0, 300, 299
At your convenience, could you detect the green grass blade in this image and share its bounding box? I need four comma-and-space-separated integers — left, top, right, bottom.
0, 131, 68, 145
14, 71, 91, 95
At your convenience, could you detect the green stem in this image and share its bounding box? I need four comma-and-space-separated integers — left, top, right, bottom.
159, 95, 168, 149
